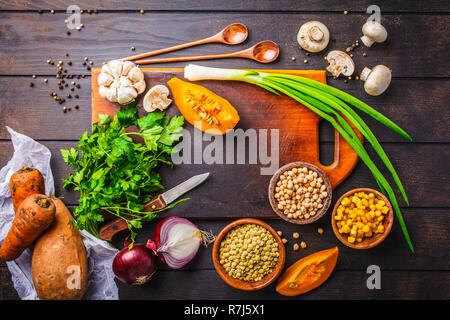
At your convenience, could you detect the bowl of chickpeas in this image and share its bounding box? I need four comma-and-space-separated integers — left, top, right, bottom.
268, 162, 332, 224
212, 218, 286, 291
331, 188, 394, 249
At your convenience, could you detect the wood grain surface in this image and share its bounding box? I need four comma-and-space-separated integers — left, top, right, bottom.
0, 1, 449, 300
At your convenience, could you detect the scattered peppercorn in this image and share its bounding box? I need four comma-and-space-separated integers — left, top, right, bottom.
344, 10, 348, 15
29, 82, 34, 87
291, 56, 296, 61
80, 9, 84, 14
74, 94, 79, 98
50, 10, 55, 14
304, 59, 308, 64
75, 105, 79, 109
281, 238, 288, 244
140, 9, 145, 14
318, 227, 324, 234
38, 10, 43, 14
277, 231, 282, 237
44, 79, 48, 83
131, 46, 136, 51
362, 52, 367, 57
32, 75, 37, 79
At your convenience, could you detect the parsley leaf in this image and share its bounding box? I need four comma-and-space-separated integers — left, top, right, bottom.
61, 106, 185, 242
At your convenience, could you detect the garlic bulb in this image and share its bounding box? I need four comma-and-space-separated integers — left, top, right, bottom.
98, 60, 146, 105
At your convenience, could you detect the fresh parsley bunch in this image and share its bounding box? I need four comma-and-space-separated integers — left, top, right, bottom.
61, 103, 185, 242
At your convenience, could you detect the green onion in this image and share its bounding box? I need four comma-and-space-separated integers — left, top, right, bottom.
184, 64, 414, 253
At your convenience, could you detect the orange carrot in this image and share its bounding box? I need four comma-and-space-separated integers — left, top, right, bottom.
10, 167, 45, 212
0, 194, 55, 261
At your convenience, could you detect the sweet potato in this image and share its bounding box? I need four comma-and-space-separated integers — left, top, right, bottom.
0, 194, 55, 261
32, 196, 88, 300
10, 167, 45, 212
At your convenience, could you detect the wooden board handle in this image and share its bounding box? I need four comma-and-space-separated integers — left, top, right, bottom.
317, 124, 363, 189
98, 195, 167, 241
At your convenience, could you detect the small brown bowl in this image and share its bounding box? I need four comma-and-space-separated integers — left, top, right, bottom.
212, 218, 286, 291
331, 188, 394, 249
268, 162, 332, 224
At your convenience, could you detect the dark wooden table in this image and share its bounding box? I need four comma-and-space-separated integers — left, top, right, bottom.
0, 1, 449, 300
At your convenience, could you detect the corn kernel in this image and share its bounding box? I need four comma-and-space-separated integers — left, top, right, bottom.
348, 236, 356, 243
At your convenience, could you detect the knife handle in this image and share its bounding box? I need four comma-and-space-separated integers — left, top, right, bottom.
98, 195, 167, 241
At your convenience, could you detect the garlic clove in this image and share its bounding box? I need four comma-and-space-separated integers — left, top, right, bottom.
108, 60, 123, 78
143, 85, 172, 112
127, 67, 144, 83
117, 86, 137, 105
118, 75, 132, 87
133, 79, 146, 94
101, 63, 113, 76
98, 71, 114, 87
121, 61, 135, 77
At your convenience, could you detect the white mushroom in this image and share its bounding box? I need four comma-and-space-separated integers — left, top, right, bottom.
143, 85, 172, 112
98, 60, 146, 105
360, 65, 392, 96
297, 21, 330, 53
325, 50, 355, 78
360, 21, 387, 47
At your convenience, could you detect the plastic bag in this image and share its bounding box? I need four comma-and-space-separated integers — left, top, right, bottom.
0, 127, 119, 300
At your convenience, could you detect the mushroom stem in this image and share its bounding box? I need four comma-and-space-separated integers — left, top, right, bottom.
360, 35, 375, 48
360, 67, 372, 82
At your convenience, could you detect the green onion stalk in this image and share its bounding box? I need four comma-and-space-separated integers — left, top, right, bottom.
184, 64, 414, 253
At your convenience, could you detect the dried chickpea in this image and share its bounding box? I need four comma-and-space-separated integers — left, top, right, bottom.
293, 232, 300, 239
293, 243, 299, 251
300, 241, 307, 249
273, 166, 330, 221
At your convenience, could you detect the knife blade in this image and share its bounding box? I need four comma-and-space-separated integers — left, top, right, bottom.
161, 172, 209, 205
98, 172, 210, 241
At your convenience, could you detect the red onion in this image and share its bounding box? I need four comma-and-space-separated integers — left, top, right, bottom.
147, 217, 215, 269
112, 238, 157, 285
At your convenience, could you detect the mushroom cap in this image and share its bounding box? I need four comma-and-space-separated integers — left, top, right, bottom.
361, 65, 392, 96
143, 85, 172, 112
325, 50, 355, 77
297, 21, 330, 53
361, 21, 387, 46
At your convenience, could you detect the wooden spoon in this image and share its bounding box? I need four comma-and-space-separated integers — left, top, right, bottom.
133, 41, 279, 64
121, 23, 248, 61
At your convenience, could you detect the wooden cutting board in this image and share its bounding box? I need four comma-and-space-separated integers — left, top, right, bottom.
91, 68, 360, 190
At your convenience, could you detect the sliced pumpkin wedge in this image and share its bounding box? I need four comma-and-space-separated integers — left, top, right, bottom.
167, 77, 239, 135
276, 247, 339, 296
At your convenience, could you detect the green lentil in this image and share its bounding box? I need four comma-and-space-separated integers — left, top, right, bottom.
219, 223, 279, 282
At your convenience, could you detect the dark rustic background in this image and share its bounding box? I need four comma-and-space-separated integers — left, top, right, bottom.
0, 1, 449, 300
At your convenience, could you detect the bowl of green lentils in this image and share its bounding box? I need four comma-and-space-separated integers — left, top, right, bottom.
212, 218, 286, 291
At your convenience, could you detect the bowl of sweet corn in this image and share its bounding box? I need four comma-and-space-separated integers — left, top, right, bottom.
331, 188, 393, 249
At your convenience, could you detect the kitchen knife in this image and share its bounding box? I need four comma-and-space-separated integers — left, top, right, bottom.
98, 172, 209, 241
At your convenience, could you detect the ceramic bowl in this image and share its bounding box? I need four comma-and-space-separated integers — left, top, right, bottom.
331, 188, 394, 249
212, 218, 285, 291
268, 162, 332, 224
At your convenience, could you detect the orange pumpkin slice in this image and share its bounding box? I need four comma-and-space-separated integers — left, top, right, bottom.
276, 247, 339, 296
167, 77, 239, 135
